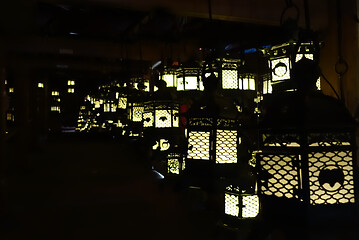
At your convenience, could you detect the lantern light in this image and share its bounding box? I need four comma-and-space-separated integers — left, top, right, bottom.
143, 101, 179, 128
176, 67, 202, 91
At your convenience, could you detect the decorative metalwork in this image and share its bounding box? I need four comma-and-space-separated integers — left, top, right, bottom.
187, 131, 210, 160
216, 130, 237, 164
143, 101, 180, 128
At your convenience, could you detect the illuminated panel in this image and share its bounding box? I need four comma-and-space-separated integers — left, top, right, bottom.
118, 97, 127, 109
308, 151, 355, 205
263, 80, 272, 94
185, 76, 198, 90
260, 155, 299, 198
225, 193, 239, 217
188, 131, 210, 160
155, 110, 172, 128
104, 103, 110, 112
51, 91, 59, 96
316, 78, 321, 90
163, 74, 176, 87
38, 83, 44, 88
67, 80, 75, 85
271, 58, 290, 81
68, 88, 74, 93
132, 105, 144, 122
51, 106, 60, 112
242, 195, 259, 218
222, 69, 238, 89
176, 77, 184, 91
168, 158, 180, 174
216, 130, 237, 164
143, 112, 154, 127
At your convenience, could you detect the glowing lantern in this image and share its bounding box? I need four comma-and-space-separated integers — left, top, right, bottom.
176, 66, 202, 91
221, 58, 241, 90
161, 68, 177, 88
185, 73, 241, 173
224, 184, 260, 220
256, 59, 358, 209
143, 101, 179, 128
266, 41, 319, 92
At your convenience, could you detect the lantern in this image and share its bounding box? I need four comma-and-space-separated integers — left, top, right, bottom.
256, 59, 358, 212
224, 184, 260, 221
185, 73, 242, 178
266, 41, 319, 92
143, 101, 179, 129
176, 66, 203, 91
221, 58, 241, 90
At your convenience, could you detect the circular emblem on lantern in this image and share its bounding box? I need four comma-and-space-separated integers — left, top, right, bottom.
318, 164, 345, 192
273, 62, 288, 77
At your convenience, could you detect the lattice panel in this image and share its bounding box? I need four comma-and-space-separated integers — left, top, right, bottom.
242, 195, 260, 218
260, 155, 299, 198
185, 76, 198, 90
143, 112, 154, 127
132, 106, 144, 122
187, 131, 210, 160
155, 110, 172, 128
308, 151, 355, 205
168, 158, 180, 174
216, 130, 237, 164
271, 58, 290, 81
222, 69, 238, 89
225, 193, 239, 217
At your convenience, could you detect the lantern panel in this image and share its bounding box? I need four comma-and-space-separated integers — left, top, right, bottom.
167, 153, 181, 174
132, 105, 144, 122
271, 58, 290, 81
118, 97, 127, 109
242, 195, 260, 218
143, 112, 154, 127
309, 150, 355, 205
163, 74, 177, 87
225, 193, 239, 217
216, 130, 237, 164
177, 77, 184, 91
155, 110, 172, 128
260, 155, 299, 198
222, 69, 238, 89
185, 76, 198, 90
188, 131, 210, 160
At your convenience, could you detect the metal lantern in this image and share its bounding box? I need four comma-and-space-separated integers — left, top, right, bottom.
128, 101, 144, 123
266, 41, 318, 92
161, 68, 177, 88
221, 58, 241, 90
176, 67, 203, 91
224, 184, 260, 220
257, 93, 357, 208
143, 101, 179, 128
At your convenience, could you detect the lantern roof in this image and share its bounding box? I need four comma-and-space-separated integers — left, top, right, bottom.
259, 91, 355, 131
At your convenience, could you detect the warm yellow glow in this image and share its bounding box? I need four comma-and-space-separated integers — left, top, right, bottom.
295, 54, 314, 62
6, 113, 14, 121
188, 131, 210, 160
104, 103, 110, 112
168, 159, 180, 174
67, 80, 75, 86
271, 58, 290, 81
263, 80, 272, 94
4, 79, 7, 85
222, 69, 238, 89
216, 130, 237, 164
9, 88, 14, 93
261, 155, 298, 198
163, 74, 176, 87
118, 97, 127, 109
51, 106, 60, 112
143, 112, 154, 127
94, 101, 100, 108
176, 77, 184, 91
173, 110, 179, 127
242, 195, 259, 218
38, 82, 44, 88
68, 88, 74, 93
225, 193, 239, 217
308, 151, 355, 205
184, 76, 198, 90
131, 105, 144, 122
111, 104, 117, 112
51, 91, 59, 96
155, 110, 172, 128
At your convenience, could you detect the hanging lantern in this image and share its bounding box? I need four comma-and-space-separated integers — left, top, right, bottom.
143, 101, 179, 128
256, 59, 358, 212
266, 41, 319, 92
176, 64, 203, 91
224, 184, 260, 220
221, 58, 241, 90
